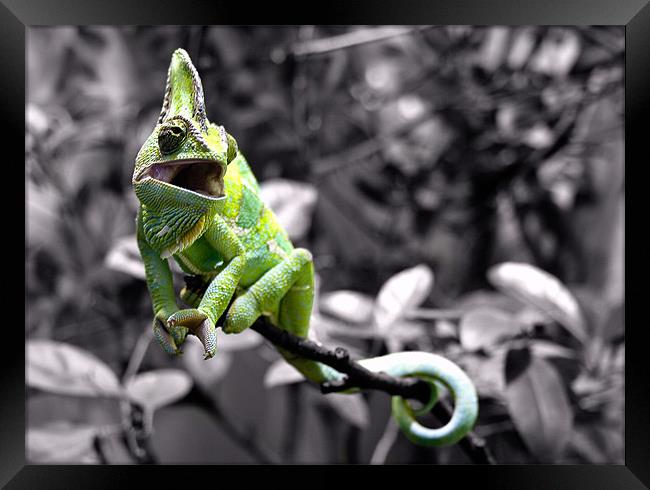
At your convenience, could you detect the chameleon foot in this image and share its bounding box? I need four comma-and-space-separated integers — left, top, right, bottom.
152, 316, 181, 355
167, 309, 217, 359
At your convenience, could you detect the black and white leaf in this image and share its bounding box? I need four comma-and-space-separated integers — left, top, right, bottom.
504, 346, 573, 461
373, 264, 434, 334
27, 339, 122, 398
488, 262, 587, 342
459, 307, 523, 351
27, 422, 100, 464
125, 369, 192, 412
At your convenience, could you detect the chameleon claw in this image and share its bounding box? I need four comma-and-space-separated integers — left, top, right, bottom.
167, 309, 216, 359
152, 317, 180, 355
171, 325, 189, 349
195, 319, 217, 359
167, 309, 208, 329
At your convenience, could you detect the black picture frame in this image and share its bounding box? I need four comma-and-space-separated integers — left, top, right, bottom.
7, 0, 646, 487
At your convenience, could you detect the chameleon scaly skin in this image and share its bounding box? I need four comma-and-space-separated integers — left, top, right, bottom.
132, 48, 478, 447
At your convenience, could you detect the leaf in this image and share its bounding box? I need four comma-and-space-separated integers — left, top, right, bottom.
27, 339, 122, 398
373, 264, 434, 333
477, 27, 510, 72
83, 193, 133, 253
27, 28, 79, 106
603, 197, 624, 307
529, 340, 577, 360
94, 431, 137, 464
568, 424, 611, 464
460, 352, 506, 400
504, 347, 573, 461
522, 123, 554, 149
73, 28, 137, 115
27, 422, 99, 463
104, 234, 146, 280
259, 179, 318, 241
263, 359, 305, 388
27, 180, 62, 249
125, 369, 192, 412
309, 316, 377, 351
488, 262, 587, 342
507, 27, 537, 70
455, 290, 526, 315
529, 28, 581, 77
182, 337, 234, 389
319, 290, 375, 324
571, 372, 606, 397
514, 306, 552, 329
390, 320, 426, 344
459, 307, 523, 351
324, 393, 370, 429
58, 146, 117, 195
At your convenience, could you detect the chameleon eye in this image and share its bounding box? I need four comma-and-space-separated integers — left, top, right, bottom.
158, 119, 188, 155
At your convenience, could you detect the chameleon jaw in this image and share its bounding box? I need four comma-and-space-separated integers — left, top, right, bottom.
159, 215, 208, 259
135, 159, 226, 200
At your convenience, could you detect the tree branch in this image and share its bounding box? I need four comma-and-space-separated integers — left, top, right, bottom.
247, 316, 495, 464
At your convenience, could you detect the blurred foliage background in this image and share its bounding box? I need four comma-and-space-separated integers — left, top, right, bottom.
26, 26, 624, 464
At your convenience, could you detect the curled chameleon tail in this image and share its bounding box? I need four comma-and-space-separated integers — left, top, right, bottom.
282, 350, 478, 447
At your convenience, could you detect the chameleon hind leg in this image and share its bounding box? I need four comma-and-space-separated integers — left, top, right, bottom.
222, 248, 313, 335
276, 262, 343, 384
273, 256, 336, 383
224, 248, 339, 384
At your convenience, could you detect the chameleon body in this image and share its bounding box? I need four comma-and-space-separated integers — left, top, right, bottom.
133, 49, 478, 447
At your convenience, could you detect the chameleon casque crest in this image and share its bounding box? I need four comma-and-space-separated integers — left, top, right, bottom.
133, 48, 478, 447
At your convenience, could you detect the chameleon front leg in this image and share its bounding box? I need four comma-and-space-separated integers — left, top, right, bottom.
222, 248, 313, 335
167, 217, 246, 359
136, 209, 186, 354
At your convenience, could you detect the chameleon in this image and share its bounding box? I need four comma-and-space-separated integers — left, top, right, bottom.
132, 48, 478, 447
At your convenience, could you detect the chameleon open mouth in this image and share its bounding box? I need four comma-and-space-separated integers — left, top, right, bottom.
138, 159, 225, 199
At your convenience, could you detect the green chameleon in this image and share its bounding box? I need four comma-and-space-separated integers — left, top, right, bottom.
132, 48, 478, 447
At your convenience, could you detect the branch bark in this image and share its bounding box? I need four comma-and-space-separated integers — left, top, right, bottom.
247, 316, 496, 464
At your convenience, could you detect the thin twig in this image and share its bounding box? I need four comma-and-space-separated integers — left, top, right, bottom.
186, 386, 281, 464
316, 403, 341, 462
120, 325, 157, 464
291, 26, 436, 58
345, 426, 361, 464
122, 325, 153, 383
434, 400, 494, 465
281, 383, 303, 462
406, 308, 464, 321
370, 417, 399, 464
291, 26, 316, 167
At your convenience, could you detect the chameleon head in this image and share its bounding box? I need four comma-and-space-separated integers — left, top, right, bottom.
132, 48, 238, 256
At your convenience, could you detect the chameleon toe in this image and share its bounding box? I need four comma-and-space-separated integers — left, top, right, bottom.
193, 318, 217, 360
167, 308, 209, 330
152, 317, 180, 355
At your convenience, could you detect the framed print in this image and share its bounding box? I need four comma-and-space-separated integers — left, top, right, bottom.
5, 0, 647, 487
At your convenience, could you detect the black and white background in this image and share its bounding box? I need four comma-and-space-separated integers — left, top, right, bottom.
26, 26, 624, 465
